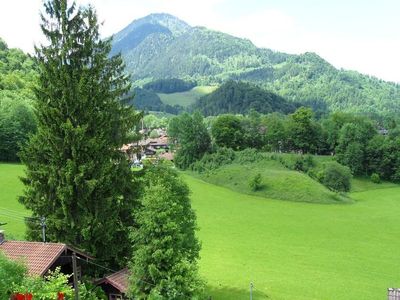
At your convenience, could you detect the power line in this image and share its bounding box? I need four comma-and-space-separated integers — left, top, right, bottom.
0, 207, 28, 215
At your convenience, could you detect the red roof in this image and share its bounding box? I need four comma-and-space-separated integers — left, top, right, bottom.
0, 241, 67, 276
98, 268, 129, 293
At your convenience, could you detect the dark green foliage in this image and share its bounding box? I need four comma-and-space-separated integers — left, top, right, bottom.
318, 162, 352, 192
0, 38, 38, 161
193, 81, 296, 116
143, 78, 196, 93
0, 252, 27, 298
168, 112, 211, 169
126, 87, 183, 114
370, 173, 381, 184
191, 147, 235, 173
286, 107, 321, 153
129, 164, 203, 299
249, 173, 262, 191
211, 114, 245, 150
365, 134, 400, 181
0, 99, 36, 161
336, 119, 376, 175
19, 0, 141, 268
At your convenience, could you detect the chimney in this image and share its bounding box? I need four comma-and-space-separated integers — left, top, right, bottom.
0, 230, 4, 245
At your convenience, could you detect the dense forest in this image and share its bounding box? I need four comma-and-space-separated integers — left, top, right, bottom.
111, 13, 400, 116
0, 38, 37, 161
143, 78, 196, 93
193, 80, 297, 116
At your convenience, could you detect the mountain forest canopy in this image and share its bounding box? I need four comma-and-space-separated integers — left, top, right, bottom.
111, 13, 400, 116
193, 80, 297, 116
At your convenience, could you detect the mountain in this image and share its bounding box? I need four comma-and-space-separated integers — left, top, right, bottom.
111, 14, 400, 116
193, 81, 297, 116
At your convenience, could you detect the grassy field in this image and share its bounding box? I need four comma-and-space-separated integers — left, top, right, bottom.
186, 174, 400, 299
0, 163, 28, 239
2, 163, 400, 299
158, 85, 217, 107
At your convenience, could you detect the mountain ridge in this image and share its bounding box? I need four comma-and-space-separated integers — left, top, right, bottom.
111, 13, 400, 116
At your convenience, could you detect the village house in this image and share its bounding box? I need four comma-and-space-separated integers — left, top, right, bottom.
121, 130, 173, 163
97, 268, 130, 300
0, 230, 91, 280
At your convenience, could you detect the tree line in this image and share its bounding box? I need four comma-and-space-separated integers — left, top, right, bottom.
168, 108, 400, 183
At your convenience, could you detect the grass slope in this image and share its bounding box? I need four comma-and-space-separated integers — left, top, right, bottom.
188, 159, 350, 204
158, 85, 217, 107
0, 163, 28, 239
185, 174, 400, 300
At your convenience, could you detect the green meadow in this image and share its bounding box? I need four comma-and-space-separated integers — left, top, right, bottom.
1, 163, 400, 299
0, 163, 28, 239
158, 85, 217, 107
187, 175, 400, 299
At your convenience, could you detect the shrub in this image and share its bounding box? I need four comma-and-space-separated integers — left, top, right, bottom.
319, 162, 352, 192
0, 253, 27, 298
249, 173, 263, 191
149, 129, 160, 139
371, 173, 381, 184
235, 148, 264, 164
191, 147, 235, 173
293, 155, 315, 172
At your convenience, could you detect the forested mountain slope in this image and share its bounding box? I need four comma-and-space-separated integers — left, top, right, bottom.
111, 14, 400, 116
193, 81, 297, 116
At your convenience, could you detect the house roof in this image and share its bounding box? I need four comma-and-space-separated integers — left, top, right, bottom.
98, 268, 129, 294
0, 241, 67, 276
0, 241, 92, 276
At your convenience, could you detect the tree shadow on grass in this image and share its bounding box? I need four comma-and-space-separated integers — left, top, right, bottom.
205, 284, 270, 300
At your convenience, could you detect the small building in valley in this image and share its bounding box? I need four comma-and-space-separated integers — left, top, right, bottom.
97, 268, 129, 300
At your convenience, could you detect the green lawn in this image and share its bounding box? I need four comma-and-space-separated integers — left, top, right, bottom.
186, 174, 400, 299
158, 85, 217, 107
0, 163, 28, 239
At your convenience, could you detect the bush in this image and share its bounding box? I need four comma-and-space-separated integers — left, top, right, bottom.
0, 253, 27, 298
191, 147, 235, 173
235, 148, 264, 164
149, 129, 160, 138
249, 173, 263, 191
371, 173, 381, 184
318, 162, 352, 192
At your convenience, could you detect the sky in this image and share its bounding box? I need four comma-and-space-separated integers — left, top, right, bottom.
1, 0, 399, 83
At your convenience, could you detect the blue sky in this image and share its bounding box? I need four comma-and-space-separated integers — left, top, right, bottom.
1, 0, 399, 82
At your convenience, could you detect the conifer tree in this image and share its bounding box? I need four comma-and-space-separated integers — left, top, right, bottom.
19, 0, 140, 267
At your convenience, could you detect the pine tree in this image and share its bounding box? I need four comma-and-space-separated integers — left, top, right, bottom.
129, 164, 203, 299
19, 0, 141, 268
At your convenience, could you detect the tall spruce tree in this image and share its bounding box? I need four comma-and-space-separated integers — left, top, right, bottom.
19, 0, 141, 268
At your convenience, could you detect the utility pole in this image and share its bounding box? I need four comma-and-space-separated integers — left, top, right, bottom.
250, 282, 253, 300
40, 217, 46, 243
72, 252, 80, 300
